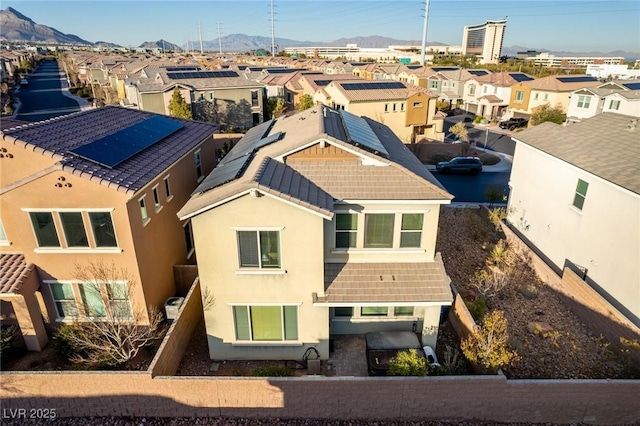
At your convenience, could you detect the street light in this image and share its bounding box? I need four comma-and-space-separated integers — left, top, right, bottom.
484, 127, 489, 149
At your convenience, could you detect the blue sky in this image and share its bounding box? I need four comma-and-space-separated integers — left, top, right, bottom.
3, 0, 640, 53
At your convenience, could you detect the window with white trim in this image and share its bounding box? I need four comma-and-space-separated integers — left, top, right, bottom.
195, 150, 203, 180
364, 214, 394, 248
469, 85, 476, 95
361, 306, 388, 316
0, 219, 7, 245
237, 230, 281, 269
49, 281, 132, 320
139, 196, 148, 223
335, 213, 357, 248
608, 99, 620, 110
29, 210, 118, 249
233, 305, 298, 341
50, 282, 78, 318
30, 212, 60, 247
332, 306, 415, 319
577, 95, 591, 109
60, 212, 89, 247
573, 179, 589, 210
400, 213, 423, 248
152, 185, 161, 211
515, 91, 524, 103
164, 175, 172, 200
88, 212, 117, 247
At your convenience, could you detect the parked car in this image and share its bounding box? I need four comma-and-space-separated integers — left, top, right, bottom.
498, 117, 528, 130
435, 157, 483, 175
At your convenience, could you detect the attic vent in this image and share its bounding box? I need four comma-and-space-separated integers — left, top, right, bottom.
627, 119, 638, 131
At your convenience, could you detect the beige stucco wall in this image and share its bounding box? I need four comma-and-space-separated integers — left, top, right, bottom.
507, 142, 640, 325
191, 192, 330, 360
143, 92, 170, 115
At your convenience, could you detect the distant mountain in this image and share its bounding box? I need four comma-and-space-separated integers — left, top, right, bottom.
139, 39, 182, 52
0, 7, 92, 45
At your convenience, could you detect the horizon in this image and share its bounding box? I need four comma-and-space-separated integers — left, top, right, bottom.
1, 1, 639, 55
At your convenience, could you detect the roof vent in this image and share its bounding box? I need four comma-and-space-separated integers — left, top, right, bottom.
627, 119, 637, 131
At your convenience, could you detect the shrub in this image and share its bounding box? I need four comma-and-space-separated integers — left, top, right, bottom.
473, 116, 483, 124
461, 310, 520, 373
0, 325, 20, 360
252, 364, 292, 377
429, 345, 467, 376
388, 348, 427, 376
52, 323, 86, 360
487, 207, 509, 231
465, 298, 487, 322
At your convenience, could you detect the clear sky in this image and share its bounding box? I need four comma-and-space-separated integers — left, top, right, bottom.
2, 0, 639, 53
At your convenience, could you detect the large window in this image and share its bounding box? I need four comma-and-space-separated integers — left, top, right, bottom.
573, 179, 589, 210
79, 282, 106, 317
335, 213, 357, 248
237, 230, 281, 268
28, 210, 116, 249
400, 214, 423, 248
577, 95, 591, 109
30, 212, 60, 247
50, 283, 78, 318
60, 212, 89, 247
233, 305, 298, 341
106, 282, 133, 319
515, 91, 524, 102
608, 99, 620, 111
88, 212, 117, 247
49, 281, 132, 320
364, 214, 394, 248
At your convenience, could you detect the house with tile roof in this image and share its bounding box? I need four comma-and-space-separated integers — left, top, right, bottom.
463, 72, 535, 120
423, 69, 493, 109
315, 80, 442, 143
284, 72, 365, 111
566, 80, 640, 123
507, 113, 640, 328
177, 105, 454, 361
507, 75, 601, 119
0, 106, 218, 350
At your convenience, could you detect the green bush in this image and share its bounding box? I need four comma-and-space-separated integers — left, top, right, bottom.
465, 298, 487, 322
388, 348, 427, 376
52, 323, 85, 360
0, 325, 20, 360
473, 116, 483, 124
252, 364, 292, 377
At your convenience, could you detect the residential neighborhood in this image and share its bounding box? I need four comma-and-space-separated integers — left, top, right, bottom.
1, 2, 639, 425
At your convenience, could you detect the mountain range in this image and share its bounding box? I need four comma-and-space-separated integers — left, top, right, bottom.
1, 7, 638, 60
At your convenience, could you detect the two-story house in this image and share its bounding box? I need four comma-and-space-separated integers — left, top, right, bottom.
508, 75, 600, 119
177, 105, 454, 361
463, 72, 535, 120
0, 106, 218, 350
507, 113, 640, 327
566, 80, 640, 123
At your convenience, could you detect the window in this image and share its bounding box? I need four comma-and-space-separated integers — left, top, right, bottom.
50, 283, 78, 318
400, 213, 423, 248
164, 175, 172, 200
79, 282, 106, 317
400, 103, 404, 112
394, 307, 415, 316
210, 91, 215, 100
412, 101, 423, 108
483, 86, 488, 94
184, 220, 194, 256
60, 212, 89, 247
384, 104, 389, 113
361, 307, 388, 316
0, 219, 7, 245
251, 90, 259, 107
364, 214, 394, 248
534, 93, 539, 100
469, 85, 476, 95
106, 282, 132, 319
88, 212, 117, 247
194, 150, 203, 180
515, 91, 524, 103
237, 230, 281, 268
544, 93, 549, 101
152, 185, 161, 211
429, 80, 438, 89
139, 196, 148, 223
577, 95, 591, 109
334, 307, 353, 317
573, 179, 589, 210
609, 99, 620, 110
335, 213, 357, 248
392, 103, 397, 112
30, 212, 60, 247
233, 305, 298, 341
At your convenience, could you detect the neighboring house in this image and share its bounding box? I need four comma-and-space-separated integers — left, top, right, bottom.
285, 72, 364, 110
463, 72, 534, 120
507, 113, 640, 327
124, 67, 266, 129
425, 69, 492, 109
508, 75, 600, 118
0, 106, 218, 350
177, 105, 454, 361
316, 80, 442, 142
566, 80, 640, 123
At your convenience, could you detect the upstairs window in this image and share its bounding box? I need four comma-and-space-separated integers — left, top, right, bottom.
364, 214, 394, 248
60, 212, 89, 248
400, 213, 423, 248
335, 213, 357, 248
152, 185, 161, 211
30, 212, 60, 247
88, 212, 117, 247
164, 175, 172, 200
139, 197, 148, 223
469, 85, 476, 95
194, 150, 203, 180
237, 230, 281, 269
251, 90, 259, 107
608, 99, 620, 110
573, 179, 589, 210
0, 219, 8, 245
577, 95, 591, 109
515, 91, 525, 103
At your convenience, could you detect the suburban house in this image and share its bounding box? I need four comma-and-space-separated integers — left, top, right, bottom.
462, 72, 535, 120
315, 80, 442, 142
124, 67, 266, 129
566, 80, 640, 123
284, 72, 364, 110
507, 113, 640, 327
0, 106, 218, 350
423, 68, 492, 109
177, 105, 454, 361
507, 75, 600, 118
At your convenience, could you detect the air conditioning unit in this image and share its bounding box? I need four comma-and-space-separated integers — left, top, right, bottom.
164, 297, 184, 321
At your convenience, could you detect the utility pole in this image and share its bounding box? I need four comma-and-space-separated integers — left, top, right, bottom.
198, 21, 204, 55
270, 0, 276, 57
217, 21, 223, 55
420, 0, 430, 66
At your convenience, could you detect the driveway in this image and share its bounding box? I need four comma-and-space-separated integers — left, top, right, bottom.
444, 116, 516, 156
15, 59, 86, 122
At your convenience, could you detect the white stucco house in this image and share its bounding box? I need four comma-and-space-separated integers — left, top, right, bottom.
177, 105, 454, 361
507, 113, 640, 327
566, 80, 640, 123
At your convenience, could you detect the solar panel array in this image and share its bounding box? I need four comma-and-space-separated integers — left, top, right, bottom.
468, 70, 489, 76
70, 116, 184, 169
266, 68, 300, 74
167, 70, 239, 79
192, 153, 253, 195
557, 76, 597, 83
432, 67, 459, 72
623, 82, 640, 90
510, 73, 534, 82
314, 80, 332, 87
340, 110, 389, 158
341, 82, 406, 91
165, 66, 200, 72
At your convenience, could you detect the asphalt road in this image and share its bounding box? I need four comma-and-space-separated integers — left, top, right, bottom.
15, 59, 82, 122
433, 171, 510, 204
443, 117, 516, 155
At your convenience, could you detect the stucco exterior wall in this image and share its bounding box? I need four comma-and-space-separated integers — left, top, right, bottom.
0, 138, 59, 187
507, 142, 640, 325
191, 193, 330, 360
142, 92, 169, 115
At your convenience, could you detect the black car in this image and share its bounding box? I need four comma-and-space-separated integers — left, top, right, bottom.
498, 117, 528, 130
435, 156, 483, 175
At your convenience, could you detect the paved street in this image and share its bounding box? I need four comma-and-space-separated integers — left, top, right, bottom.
444, 116, 516, 155
433, 171, 510, 204
15, 59, 84, 122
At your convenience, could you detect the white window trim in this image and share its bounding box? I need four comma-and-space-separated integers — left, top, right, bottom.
183, 220, 195, 259
0, 219, 10, 246
35, 247, 122, 254
195, 149, 203, 183
152, 185, 162, 213
163, 175, 173, 202
235, 228, 284, 271
330, 306, 418, 322
138, 195, 150, 227
229, 303, 301, 344
46, 280, 132, 321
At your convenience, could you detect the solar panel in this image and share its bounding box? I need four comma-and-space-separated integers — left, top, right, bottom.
165, 66, 200, 72
623, 82, 640, 90
266, 68, 299, 74
557, 76, 597, 83
341, 82, 406, 91
340, 110, 389, 158
468, 70, 489, 76
314, 80, 332, 87
192, 153, 252, 195
432, 67, 459, 72
510, 73, 534, 82
167, 70, 239, 79
70, 116, 184, 168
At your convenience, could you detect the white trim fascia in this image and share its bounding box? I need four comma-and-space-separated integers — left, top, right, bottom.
336, 199, 450, 205
259, 190, 333, 220
22, 207, 115, 212
231, 226, 285, 231
314, 301, 451, 307
35, 248, 123, 254
235, 269, 287, 275
227, 302, 303, 306
274, 137, 388, 167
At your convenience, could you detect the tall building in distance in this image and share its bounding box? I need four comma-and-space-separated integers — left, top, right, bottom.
462, 19, 507, 65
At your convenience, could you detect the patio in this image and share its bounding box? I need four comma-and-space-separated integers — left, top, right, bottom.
324, 335, 368, 376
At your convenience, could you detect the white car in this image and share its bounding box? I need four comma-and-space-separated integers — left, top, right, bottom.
423, 345, 441, 367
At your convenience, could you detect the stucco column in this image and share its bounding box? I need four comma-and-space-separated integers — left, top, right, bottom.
9, 294, 49, 351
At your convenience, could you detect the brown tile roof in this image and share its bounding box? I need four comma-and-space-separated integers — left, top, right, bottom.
474, 72, 534, 87
1, 106, 217, 195
0, 253, 33, 294
513, 113, 640, 195
477, 94, 504, 103
319, 254, 452, 304
525, 75, 600, 92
